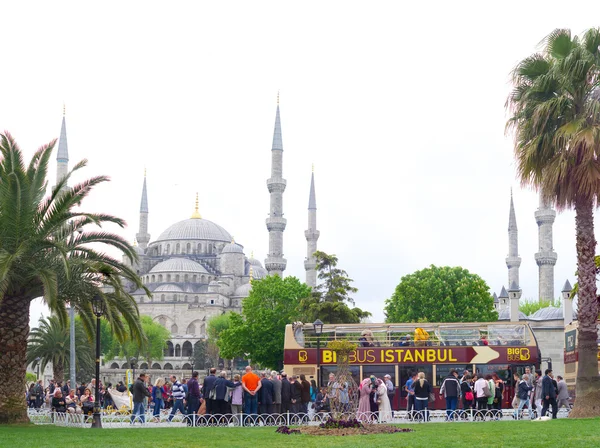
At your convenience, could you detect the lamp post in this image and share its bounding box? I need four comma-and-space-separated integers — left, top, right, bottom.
130, 357, 137, 381
313, 319, 324, 387
35, 357, 41, 381
91, 294, 105, 429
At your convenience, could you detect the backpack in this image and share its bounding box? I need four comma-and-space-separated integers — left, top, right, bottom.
482, 381, 492, 398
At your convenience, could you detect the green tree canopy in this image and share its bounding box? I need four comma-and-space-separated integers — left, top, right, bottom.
218, 275, 311, 369
519, 298, 562, 317
506, 28, 600, 416
105, 315, 170, 365
0, 133, 147, 423
300, 251, 370, 324
384, 265, 498, 323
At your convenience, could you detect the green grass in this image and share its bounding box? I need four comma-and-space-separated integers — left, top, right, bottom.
1, 419, 600, 448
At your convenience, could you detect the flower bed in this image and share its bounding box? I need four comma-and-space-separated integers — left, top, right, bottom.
276, 418, 414, 437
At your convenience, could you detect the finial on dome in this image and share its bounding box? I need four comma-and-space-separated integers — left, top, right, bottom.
133, 238, 138, 247
63, 103, 66, 116
249, 266, 254, 284
251, 250, 254, 259
144, 167, 147, 177
231, 237, 235, 244
312, 163, 314, 173
191, 192, 202, 219
277, 90, 280, 105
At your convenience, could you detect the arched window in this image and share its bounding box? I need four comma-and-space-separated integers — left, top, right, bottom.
194, 296, 199, 303
158, 316, 166, 327
182, 341, 193, 357
163, 363, 173, 370
187, 323, 196, 335
121, 363, 129, 369
140, 363, 148, 370
173, 294, 178, 301
152, 363, 161, 370
161, 294, 165, 302
139, 296, 144, 303
182, 363, 192, 370
165, 341, 174, 357
158, 274, 163, 282
166, 244, 170, 254
166, 274, 171, 282
151, 275, 155, 282
171, 323, 179, 334
199, 323, 206, 335
198, 243, 202, 253
201, 275, 206, 283
184, 274, 188, 283
110, 363, 120, 369
193, 275, 197, 283
157, 246, 162, 255
175, 274, 180, 282
208, 243, 213, 253
176, 243, 180, 254
186, 243, 191, 254
175, 344, 181, 357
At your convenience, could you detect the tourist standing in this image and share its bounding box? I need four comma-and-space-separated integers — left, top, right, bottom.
556, 375, 570, 409
384, 374, 395, 410
541, 369, 558, 419
130, 373, 151, 424
230, 374, 243, 423
299, 374, 311, 414
474, 376, 490, 412
357, 378, 373, 422
203, 368, 218, 415
513, 373, 534, 420
280, 372, 291, 414
167, 375, 186, 422
187, 372, 201, 416
413, 372, 431, 422
152, 378, 165, 422
440, 369, 460, 420
460, 374, 474, 414
242, 365, 262, 420
405, 372, 416, 414
258, 371, 274, 415
289, 375, 302, 414
271, 371, 282, 414
214, 371, 240, 416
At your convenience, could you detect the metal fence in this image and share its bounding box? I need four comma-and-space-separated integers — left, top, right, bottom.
28, 408, 570, 429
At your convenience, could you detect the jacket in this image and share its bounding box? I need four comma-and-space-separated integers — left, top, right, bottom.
440, 374, 460, 398
413, 379, 431, 400
188, 378, 201, 398
300, 380, 311, 404
202, 375, 217, 399
281, 378, 291, 403
258, 378, 274, 405
518, 380, 532, 400
214, 377, 238, 401
152, 385, 164, 401
291, 381, 302, 401
557, 380, 569, 400
132, 378, 151, 403
171, 381, 186, 400
271, 378, 282, 403
541, 375, 556, 399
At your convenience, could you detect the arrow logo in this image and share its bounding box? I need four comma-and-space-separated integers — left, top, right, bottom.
470, 346, 500, 364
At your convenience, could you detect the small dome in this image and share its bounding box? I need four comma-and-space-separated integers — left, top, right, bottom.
250, 266, 267, 280
156, 218, 232, 242
153, 284, 183, 293
497, 309, 528, 321
221, 242, 244, 254
150, 258, 208, 274
529, 306, 564, 321
234, 283, 252, 297
248, 257, 263, 267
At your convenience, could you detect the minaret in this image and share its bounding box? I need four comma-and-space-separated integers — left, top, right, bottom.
304, 166, 320, 287
535, 194, 557, 301
506, 190, 521, 289
265, 93, 287, 276
135, 170, 150, 251
56, 105, 69, 191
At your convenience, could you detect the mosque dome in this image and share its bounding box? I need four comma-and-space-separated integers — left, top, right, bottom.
529, 306, 564, 321
156, 218, 232, 243
150, 258, 208, 274
248, 265, 267, 279
234, 283, 252, 297
497, 309, 528, 321
221, 242, 244, 254
248, 257, 263, 267
153, 284, 184, 293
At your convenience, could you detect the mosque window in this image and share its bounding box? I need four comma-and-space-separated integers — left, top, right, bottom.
176, 243, 180, 254
161, 294, 165, 302
173, 294, 177, 301
187, 323, 195, 335
198, 243, 202, 253
182, 341, 193, 357
193, 275, 197, 283
172, 324, 179, 334
165, 341, 174, 357
175, 343, 181, 357
151, 275, 155, 283
186, 243, 191, 254
194, 296, 199, 303
166, 274, 171, 282
159, 317, 166, 327
176, 274, 180, 282
157, 246, 162, 255
210, 299, 215, 305
158, 274, 163, 282
201, 275, 206, 283
184, 274, 189, 283
166, 244, 170, 255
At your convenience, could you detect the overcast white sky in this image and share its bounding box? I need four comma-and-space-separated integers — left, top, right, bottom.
2, 1, 599, 325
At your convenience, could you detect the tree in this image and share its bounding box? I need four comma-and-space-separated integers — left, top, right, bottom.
300, 251, 371, 324
0, 133, 146, 423
105, 316, 170, 366
506, 28, 600, 417
27, 316, 94, 383
218, 276, 311, 369
384, 265, 498, 323
519, 298, 561, 317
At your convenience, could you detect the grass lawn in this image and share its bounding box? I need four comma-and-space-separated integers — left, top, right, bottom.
1, 419, 599, 448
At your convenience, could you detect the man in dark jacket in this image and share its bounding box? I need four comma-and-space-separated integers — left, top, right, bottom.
439, 369, 461, 420
290, 376, 303, 414
258, 372, 274, 415
213, 371, 240, 416
281, 372, 291, 414
270, 371, 282, 414
541, 369, 558, 419
299, 374, 311, 414
202, 368, 218, 415
187, 372, 201, 416
130, 373, 151, 424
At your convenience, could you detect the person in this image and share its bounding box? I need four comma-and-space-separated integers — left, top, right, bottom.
77, 382, 87, 397
299, 374, 311, 414
258, 371, 274, 415
460, 374, 474, 415
405, 372, 417, 414
167, 375, 186, 422
202, 368, 218, 415
103, 382, 114, 409
187, 372, 201, 417
289, 375, 302, 414
492, 373, 504, 419
271, 371, 282, 414
384, 374, 395, 410
358, 329, 379, 347
230, 374, 243, 423
541, 369, 558, 419
49, 379, 56, 395
474, 375, 490, 412
51, 390, 67, 413
152, 378, 165, 421
336, 376, 350, 413
130, 373, 151, 424
377, 377, 392, 422
80, 388, 95, 415
439, 369, 460, 420
242, 365, 262, 420
280, 372, 291, 414
513, 373, 534, 420
369, 376, 380, 419
62, 380, 70, 397
485, 374, 495, 411
357, 377, 374, 422
116, 381, 127, 393
314, 386, 329, 413
27, 383, 36, 409
33, 380, 44, 409
480, 334, 489, 346
309, 379, 318, 414
413, 372, 431, 421
556, 375, 570, 409
65, 389, 81, 414
214, 371, 240, 416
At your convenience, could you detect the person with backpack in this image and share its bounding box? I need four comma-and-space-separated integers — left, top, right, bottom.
439, 369, 461, 420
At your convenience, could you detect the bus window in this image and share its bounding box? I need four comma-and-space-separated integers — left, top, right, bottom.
321, 366, 360, 387
477, 364, 510, 381
398, 365, 433, 393
435, 365, 470, 386
362, 365, 395, 384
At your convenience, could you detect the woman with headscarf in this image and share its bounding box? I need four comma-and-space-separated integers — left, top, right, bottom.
376, 377, 392, 422
357, 378, 373, 422
369, 376, 379, 420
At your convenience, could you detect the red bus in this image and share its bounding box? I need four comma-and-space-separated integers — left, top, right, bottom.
283, 321, 540, 410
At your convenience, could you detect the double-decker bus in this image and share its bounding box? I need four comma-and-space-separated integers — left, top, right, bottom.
563, 321, 600, 396
283, 321, 540, 409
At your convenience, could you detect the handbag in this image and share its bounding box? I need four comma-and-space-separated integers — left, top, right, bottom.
209, 386, 216, 400
465, 391, 474, 401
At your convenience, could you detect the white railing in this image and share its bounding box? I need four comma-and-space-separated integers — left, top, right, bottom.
28, 407, 570, 428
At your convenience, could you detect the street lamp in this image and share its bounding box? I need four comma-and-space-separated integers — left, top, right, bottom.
35, 357, 41, 381
130, 357, 137, 380
91, 294, 106, 429
313, 319, 324, 387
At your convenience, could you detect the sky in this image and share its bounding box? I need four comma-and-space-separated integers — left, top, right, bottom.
1, 1, 599, 325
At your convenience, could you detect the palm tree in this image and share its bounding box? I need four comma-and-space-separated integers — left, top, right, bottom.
0, 133, 147, 423
507, 28, 600, 417
27, 316, 94, 383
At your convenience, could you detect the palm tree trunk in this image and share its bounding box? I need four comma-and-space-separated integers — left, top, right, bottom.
570, 197, 600, 418
0, 296, 31, 423
52, 359, 64, 384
